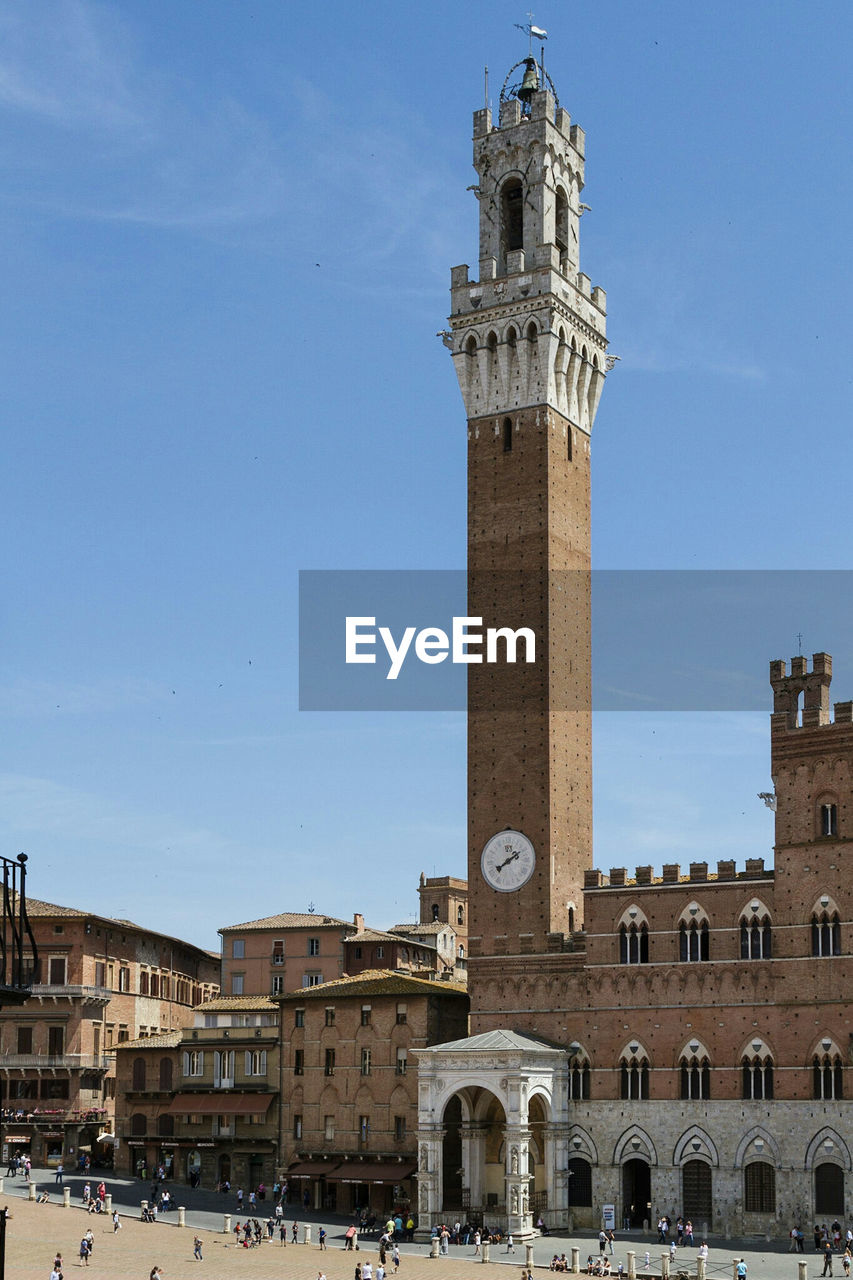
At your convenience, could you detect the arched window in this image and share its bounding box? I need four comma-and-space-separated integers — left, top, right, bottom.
619, 918, 649, 964
568, 906, 575, 933
457, 905, 464, 925
619, 1047, 650, 1100
812, 907, 841, 956
130, 1112, 147, 1137
431, 903, 439, 921
501, 178, 524, 258
132, 1058, 146, 1091
159, 1057, 173, 1091
819, 802, 838, 837
740, 905, 772, 959
744, 1161, 775, 1213
679, 918, 709, 962
569, 1056, 591, 1100
568, 1157, 592, 1206
157, 1113, 174, 1137
679, 1049, 711, 1100
813, 1052, 844, 1100
457, 944, 465, 958
742, 1047, 774, 1099
555, 185, 569, 258
502, 417, 513, 453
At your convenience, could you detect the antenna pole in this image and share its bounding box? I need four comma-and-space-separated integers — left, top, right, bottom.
484, 65, 489, 110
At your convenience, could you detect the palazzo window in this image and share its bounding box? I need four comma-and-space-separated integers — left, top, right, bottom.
813, 1047, 844, 1100
679, 1047, 711, 1099
740, 904, 772, 959
679, 918, 709, 962
619, 1046, 650, 1100
619, 914, 649, 964
742, 1045, 774, 1099
569, 1057, 591, 1100
820, 802, 838, 837
744, 1161, 776, 1214
812, 907, 841, 956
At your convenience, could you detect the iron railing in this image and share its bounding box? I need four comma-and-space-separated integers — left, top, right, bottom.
0, 854, 38, 1005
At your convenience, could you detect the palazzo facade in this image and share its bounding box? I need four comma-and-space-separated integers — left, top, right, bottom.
416, 46, 853, 1240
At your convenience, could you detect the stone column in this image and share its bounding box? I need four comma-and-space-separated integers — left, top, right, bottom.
63, 1186, 71, 1208
482, 1241, 491, 1263
661, 1256, 670, 1279
626, 1250, 636, 1278
545, 1122, 572, 1227
178, 1206, 186, 1226
798, 1263, 808, 1280
697, 1259, 706, 1280
415, 1126, 445, 1235
304, 1224, 312, 1245
460, 1123, 487, 1210
573, 1247, 582, 1273
504, 1125, 534, 1239
105, 1193, 112, 1214
28, 1181, 36, 1201
223, 1213, 231, 1233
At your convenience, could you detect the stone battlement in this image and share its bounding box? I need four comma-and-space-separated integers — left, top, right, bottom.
584, 857, 773, 890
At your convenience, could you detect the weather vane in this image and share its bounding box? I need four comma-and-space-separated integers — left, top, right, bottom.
514, 13, 548, 54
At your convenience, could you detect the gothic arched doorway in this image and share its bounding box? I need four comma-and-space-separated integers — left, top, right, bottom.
442, 1095, 463, 1210
815, 1163, 844, 1215
622, 1159, 650, 1228
682, 1160, 712, 1224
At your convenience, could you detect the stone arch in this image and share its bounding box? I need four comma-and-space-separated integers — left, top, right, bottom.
673, 1126, 719, 1167
734, 1125, 780, 1169
568, 1125, 599, 1164
613, 1125, 658, 1167
805, 1127, 851, 1171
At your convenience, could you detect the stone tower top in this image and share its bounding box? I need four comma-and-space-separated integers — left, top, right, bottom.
447, 53, 608, 427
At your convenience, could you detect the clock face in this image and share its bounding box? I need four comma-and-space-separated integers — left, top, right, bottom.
481, 830, 536, 892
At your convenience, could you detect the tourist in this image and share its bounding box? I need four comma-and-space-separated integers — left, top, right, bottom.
194, 1235, 203, 1260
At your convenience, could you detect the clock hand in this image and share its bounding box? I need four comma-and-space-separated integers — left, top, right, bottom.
495, 851, 520, 871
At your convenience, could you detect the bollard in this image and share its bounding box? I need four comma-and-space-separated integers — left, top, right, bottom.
105, 1193, 112, 1214
574, 1247, 583, 1274
0, 1178, 4, 1193
431, 1237, 440, 1258
526, 1244, 536, 1269
626, 1250, 636, 1279
178, 1206, 186, 1227
661, 1255, 670, 1279
28, 1182, 36, 1201
223, 1213, 231, 1234
697, 1258, 706, 1280
63, 1186, 71, 1208
798, 1263, 808, 1280
304, 1224, 312, 1245
482, 1241, 491, 1263
141, 1199, 148, 1218
732, 1259, 741, 1280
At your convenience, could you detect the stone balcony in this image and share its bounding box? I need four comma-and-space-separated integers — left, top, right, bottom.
0, 1053, 111, 1071
29, 984, 111, 1007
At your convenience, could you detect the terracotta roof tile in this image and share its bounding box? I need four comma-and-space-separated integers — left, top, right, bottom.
219, 912, 352, 933
277, 969, 468, 1001
115, 1030, 183, 1052
195, 996, 278, 1012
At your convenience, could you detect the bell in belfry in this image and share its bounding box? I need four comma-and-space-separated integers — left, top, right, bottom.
517, 56, 539, 106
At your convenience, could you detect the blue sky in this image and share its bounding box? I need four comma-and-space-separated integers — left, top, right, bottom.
1, 0, 851, 948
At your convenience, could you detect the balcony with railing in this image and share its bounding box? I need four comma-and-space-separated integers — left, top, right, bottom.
0, 1053, 111, 1071
29, 984, 111, 1006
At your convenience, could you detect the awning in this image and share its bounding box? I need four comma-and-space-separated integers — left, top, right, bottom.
287, 1161, 342, 1179
6, 1135, 30, 1143
166, 1093, 275, 1116
329, 1161, 416, 1184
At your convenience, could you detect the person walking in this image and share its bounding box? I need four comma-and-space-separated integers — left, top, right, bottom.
292, 1220, 300, 1244
607, 1229, 616, 1255
54, 1162, 64, 1185
506, 1232, 515, 1253
824, 1243, 835, 1277
79, 1237, 91, 1267
737, 1259, 748, 1280
279, 1222, 288, 1246
194, 1236, 203, 1260
392, 1244, 400, 1272
319, 1226, 327, 1250
473, 1229, 481, 1256
236, 1187, 244, 1212
113, 1209, 122, 1232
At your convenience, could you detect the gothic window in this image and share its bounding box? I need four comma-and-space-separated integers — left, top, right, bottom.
813, 1052, 844, 1100
811, 909, 841, 956
555, 185, 569, 257
457, 905, 464, 925
742, 1050, 774, 1100
619, 1047, 650, 1100
820, 802, 838, 836
569, 1057, 591, 1100
679, 918, 709, 962
502, 417, 513, 452
568, 1157, 592, 1207
740, 906, 772, 959
501, 178, 524, 258
744, 1161, 775, 1214
432, 903, 439, 921
679, 1054, 711, 1100
619, 919, 649, 964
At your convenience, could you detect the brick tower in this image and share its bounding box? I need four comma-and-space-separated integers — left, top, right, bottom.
446, 57, 608, 975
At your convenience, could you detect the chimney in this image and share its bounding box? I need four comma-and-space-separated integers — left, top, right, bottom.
353, 913, 365, 932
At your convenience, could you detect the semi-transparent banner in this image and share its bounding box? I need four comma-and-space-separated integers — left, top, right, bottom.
298, 570, 853, 711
